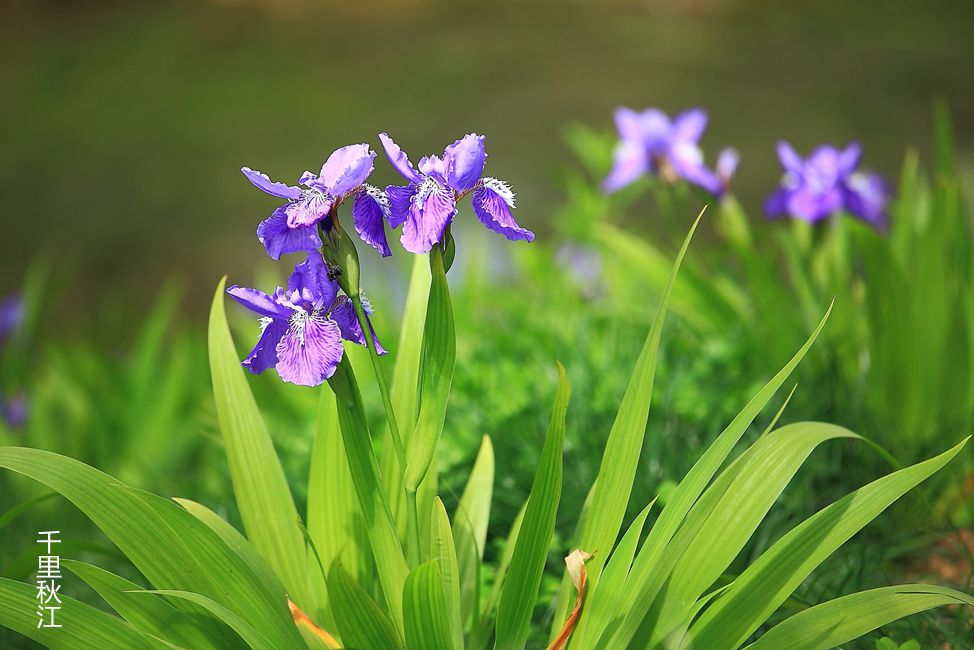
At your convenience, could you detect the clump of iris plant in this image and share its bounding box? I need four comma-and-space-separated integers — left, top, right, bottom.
242, 143, 393, 259
227, 252, 383, 387
603, 107, 738, 196
378, 132, 535, 254
765, 141, 889, 229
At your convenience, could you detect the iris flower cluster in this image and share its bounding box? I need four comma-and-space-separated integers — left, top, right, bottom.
230, 134, 533, 386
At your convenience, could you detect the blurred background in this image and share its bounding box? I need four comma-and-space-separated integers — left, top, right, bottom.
2, 0, 972, 319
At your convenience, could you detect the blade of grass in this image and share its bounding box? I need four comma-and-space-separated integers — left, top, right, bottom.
404, 561, 458, 650
327, 560, 404, 650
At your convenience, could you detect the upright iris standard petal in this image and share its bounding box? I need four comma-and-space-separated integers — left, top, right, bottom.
257, 207, 322, 260
242, 317, 289, 374
671, 108, 708, 143
401, 181, 457, 254
330, 296, 388, 355
275, 314, 344, 386
716, 148, 740, 187
226, 285, 292, 320
379, 132, 424, 184
776, 141, 805, 175
445, 133, 486, 192
318, 144, 376, 197
288, 251, 338, 306
241, 167, 303, 200
473, 178, 535, 242
352, 186, 392, 257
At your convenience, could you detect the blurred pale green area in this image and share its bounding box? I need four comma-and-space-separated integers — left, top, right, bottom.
1, 0, 972, 320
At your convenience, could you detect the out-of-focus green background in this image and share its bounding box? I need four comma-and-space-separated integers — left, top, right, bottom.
2, 0, 972, 315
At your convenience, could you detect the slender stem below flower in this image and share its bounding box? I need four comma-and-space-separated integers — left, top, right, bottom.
351, 296, 408, 476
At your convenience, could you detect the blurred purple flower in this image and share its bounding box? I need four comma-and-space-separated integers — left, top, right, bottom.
1, 393, 28, 428
227, 251, 385, 387
242, 143, 393, 260
765, 141, 889, 228
603, 107, 731, 196
0, 293, 23, 343
379, 132, 535, 254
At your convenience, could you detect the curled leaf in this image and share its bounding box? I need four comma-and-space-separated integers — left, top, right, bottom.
547, 549, 593, 650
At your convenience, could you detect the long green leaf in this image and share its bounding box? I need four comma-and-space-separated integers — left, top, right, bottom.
403, 561, 456, 650
686, 437, 970, 649
744, 585, 974, 650
0, 447, 305, 649
141, 590, 276, 650
454, 435, 494, 629
208, 278, 314, 611
494, 363, 571, 650
0, 576, 156, 650
327, 560, 404, 650
431, 497, 464, 648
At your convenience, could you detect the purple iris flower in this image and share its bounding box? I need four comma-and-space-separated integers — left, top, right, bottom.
242, 143, 393, 260
378, 132, 535, 254
227, 251, 385, 387
765, 141, 889, 228
0, 293, 23, 343
603, 107, 730, 196
1, 393, 28, 429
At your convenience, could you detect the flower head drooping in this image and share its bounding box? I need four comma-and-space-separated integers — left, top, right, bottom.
378, 132, 535, 254
603, 107, 731, 196
764, 141, 889, 229
242, 144, 393, 260
0, 293, 23, 344
226, 251, 386, 387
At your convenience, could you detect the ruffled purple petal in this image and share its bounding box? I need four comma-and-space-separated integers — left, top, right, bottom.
843, 172, 889, 229
275, 315, 344, 386
401, 181, 457, 254
602, 140, 649, 193
242, 317, 288, 374
257, 207, 321, 260
444, 133, 486, 192
379, 133, 423, 184
288, 251, 338, 307
352, 186, 392, 257
776, 141, 804, 176
318, 144, 376, 197
284, 192, 333, 228
418, 155, 448, 183
227, 285, 291, 319
472, 177, 534, 243
385, 184, 416, 229
241, 167, 303, 200
331, 297, 387, 355
671, 108, 708, 144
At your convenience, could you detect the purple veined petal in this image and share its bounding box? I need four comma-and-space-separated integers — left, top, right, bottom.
671, 108, 708, 144
385, 184, 417, 229
401, 180, 457, 254
285, 191, 333, 228
843, 172, 889, 230
352, 185, 392, 257
241, 167, 303, 200
331, 296, 387, 355
444, 133, 486, 192
418, 155, 448, 183
716, 148, 740, 184
776, 141, 805, 176
614, 107, 644, 142
227, 285, 292, 319
838, 142, 863, 176
242, 317, 289, 374
669, 141, 721, 195
288, 251, 338, 307
275, 313, 344, 386
764, 187, 792, 218
257, 206, 322, 260
319, 144, 376, 197
379, 132, 423, 184
602, 139, 649, 193
472, 177, 535, 243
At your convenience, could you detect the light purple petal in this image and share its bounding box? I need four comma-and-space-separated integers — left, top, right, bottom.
602, 140, 649, 193
418, 155, 448, 182
242, 317, 288, 375
284, 192, 333, 228
275, 315, 344, 386
472, 177, 535, 243
0, 294, 23, 341
787, 186, 843, 223
318, 144, 376, 197
379, 132, 423, 184
227, 285, 291, 319
385, 184, 416, 229
352, 186, 392, 257
331, 297, 387, 355
764, 188, 791, 217
776, 141, 804, 175
614, 107, 644, 142
401, 182, 457, 254
241, 167, 303, 200
838, 142, 863, 176
444, 133, 486, 192
716, 148, 740, 184
671, 108, 708, 144
843, 172, 889, 229
257, 207, 321, 260
288, 251, 338, 307
668, 141, 721, 194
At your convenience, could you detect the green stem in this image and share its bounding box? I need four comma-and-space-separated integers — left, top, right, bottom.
405, 487, 421, 568
351, 296, 407, 475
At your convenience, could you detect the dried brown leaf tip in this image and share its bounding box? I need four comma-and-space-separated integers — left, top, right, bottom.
547, 549, 594, 650
288, 599, 341, 649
